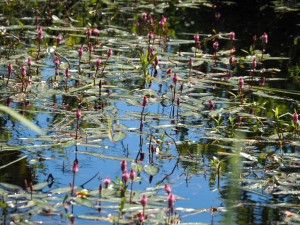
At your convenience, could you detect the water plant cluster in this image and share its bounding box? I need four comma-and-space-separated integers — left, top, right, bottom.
0, 0, 300, 224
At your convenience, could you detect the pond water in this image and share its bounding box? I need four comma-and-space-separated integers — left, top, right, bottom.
0, 0, 300, 224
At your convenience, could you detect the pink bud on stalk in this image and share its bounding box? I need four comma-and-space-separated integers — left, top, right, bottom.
130, 169, 136, 180
86, 28, 92, 37
27, 58, 32, 67
148, 31, 154, 39
88, 42, 93, 52
189, 58, 193, 67
167, 193, 175, 208
78, 47, 83, 59
93, 28, 100, 36
107, 49, 113, 58
177, 97, 180, 106
54, 56, 60, 66
213, 41, 219, 50
262, 32, 268, 44
229, 31, 235, 41
96, 58, 101, 69
155, 56, 159, 65
104, 177, 110, 188
229, 55, 235, 67
252, 57, 257, 69
164, 184, 171, 195
72, 159, 79, 172
194, 33, 200, 43
121, 160, 127, 172
122, 170, 129, 184
37, 27, 43, 40
142, 95, 148, 108
65, 68, 70, 78
56, 34, 62, 45
140, 195, 148, 207
76, 108, 81, 119
293, 112, 299, 124
21, 65, 26, 76
173, 73, 178, 84
8, 63, 13, 75
166, 68, 172, 75
238, 77, 244, 90
141, 12, 147, 21
138, 211, 144, 223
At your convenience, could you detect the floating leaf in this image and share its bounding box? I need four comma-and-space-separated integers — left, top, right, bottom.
144, 165, 159, 176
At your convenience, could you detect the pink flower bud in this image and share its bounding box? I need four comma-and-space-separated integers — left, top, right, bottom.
194, 33, 200, 43
72, 159, 79, 172
189, 58, 193, 67
293, 112, 299, 124
166, 68, 172, 75
213, 41, 219, 50
141, 12, 147, 21
138, 212, 144, 223
86, 28, 92, 37
57, 34, 62, 45
135, 21, 140, 27
252, 57, 257, 69
142, 95, 148, 107
121, 160, 127, 172
37, 27, 43, 40
107, 49, 113, 58
130, 169, 136, 180
65, 68, 70, 78
54, 56, 60, 66
93, 28, 100, 36
96, 58, 101, 69
140, 195, 148, 207
215, 12, 221, 20
27, 58, 32, 67
209, 100, 215, 109
21, 65, 26, 76
173, 73, 178, 84
229, 55, 235, 67
229, 31, 235, 41
8, 63, 13, 75
238, 77, 244, 90
148, 31, 154, 39
104, 177, 110, 188
78, 47, 83, 59
259, 77, 265, 86
76, 108, 81, 119
177, 98, 180, 106
155, 56, 159, 65
164, 184, 171, 195
167, 193, 175, 208
88, 42, 93, 52
262, 32, 268, 44
122, 170, 129, 184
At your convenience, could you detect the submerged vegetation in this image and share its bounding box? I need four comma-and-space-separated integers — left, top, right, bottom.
0, 0, 300, 224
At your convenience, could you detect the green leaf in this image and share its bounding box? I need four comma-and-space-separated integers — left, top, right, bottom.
74, 197, 94, 208
144, 165, 159, 176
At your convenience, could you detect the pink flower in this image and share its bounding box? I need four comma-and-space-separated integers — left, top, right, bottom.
57, 34, 62, 45
96, 58, 101, 69
21, 65, 26, 76
213, 41, 219, 50
262, 32, 268, 44
141, 12, 147, 21
209, 100, 215, 109
168, 193, 175, 208
72, 159, 79, 172
166, 68, 172, 75
104, 177, 110, 188
238, 77, 244, 90
88, 42, 93, 52
189, 58, 193, 67
164, 184, 171, 195
122, 171, 129, 184
140, 195, 148, 207
78, 47, 83, 59
135, 21, 140, 27
130, 169, 136, 180
8, 63, 13, 75
93, 28, 100, 36
107, 49, 113, 58
229, 31, 235, 41
229, 55, 235, 67
194, 33, 200, 43
173, 73, 178, 84
27, 58, 32, 67
65, 68, 70, 78
86, 28, 92, 37
142, 95, 148, 108
37, 27, 43, 41
155, 56, 159, 65
138, 211, 144, 223
121, 160, 127, 172
54, 56, 60, 66
76, 108, 81, 119
293, 112, 299, 124
252, 57, 257, 69
148, 31, 154, 39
